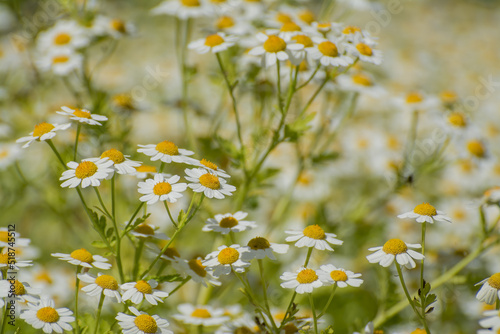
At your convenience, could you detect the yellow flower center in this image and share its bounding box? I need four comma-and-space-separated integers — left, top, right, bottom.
53, 56, 69, 64
188, 259, 207, 277
36, 307, 60, 323
342, 26, 361, 34
275, 12, 292, 24
302, 224, 325, 240
216, 16, 235, 29
162, 246, 180, 259
413, 203, 437, 216
101, 148, 125, 164
448, 112, 467, 127
467, 140, 485, 158
199, 173, 221, 189
200, 159, 218, 170
73, 109, 91, 118
291, 35, 313, 48
488, 273, 500, 290
440, 90, 457, 103
75, 161, 98, 179
219, 217, 238, 228
95, 274, 118, 290
136, 165, 157, 173
263, 35, 287, 53
406, 92, 423, 103
135, 280, 153, 294
0, 254, 8, 264
191, 308, 212, 318
410, 329, 425, 334
205, 34, 225, 47
153, 182, 172, 196
110, 19, 126, 33
317, 23, 332, 31
298, 10, 315, 25
283, 324, 299, 334
356, 43, 373, 56
247, 237, 271, 250
382, 239, 408, 255
296, 268, 318, 284
155, 141, 179, 155
35, 271, 53, 284
330, 270, 348, 282
134, 224, 155, 235
280, 22, 301, 32
54, 33, 71, 45
0, 231, 8, 243
134, 314, 158, 333
318, 41, 338, 57
13, 280, 26, 295
352, 73, 372, 86
33, 122, 55, 138
181, 0, 200, 6
218, 247, 240, 265
234, 327, 254, 334
113, 93, 134, 109
70, 248, 94, 264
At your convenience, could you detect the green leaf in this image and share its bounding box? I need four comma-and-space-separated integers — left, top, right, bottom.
312, 152, 340, 165
149, 274, 184, 283
284, 112, 316, 141
91, 240, 108, 249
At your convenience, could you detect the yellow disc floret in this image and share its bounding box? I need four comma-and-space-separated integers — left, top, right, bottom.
342, 26, 361, 34
356, 43, 373, 56
155, 141, 179, 155
410, 329, 426, 334
75, 161, 98, 179
153, 182, 172, 195
263, 35, 286, 53
302, 225, 326, 240
352, 73, 372, 86
33, 122, 55, 138
0, 254, 8, 264
440, 90, 457, 104
73, 109, 91, 118
13, 280, 26, 295
488, 273, 500, 290
413, 203, 437, 216
135, 280, 153, 294
95, 274, 119, 290
136, 165, 157, 173
275, 12, 292, 23
291, 35, 313, 48
382, 239, 408, 255
200, 159, 218, 170
216, 16, 235, 29
134, 314, 158, 333
467, 140, 485, 158
318, 41, 338, 57
0, 232, 8, 243
448, 112, 467, 127
247, 237, 271, 250
101, 149, 125, 164
134, 224, 155, 236
191, 308, 212, 318
280, 22, 301, 32
54, 33, 71, 45
162, 246, 180, 259
36, 307, 59, 323
218, 247, 239, 265
219, 217, 238, 228
188, 259, 207, 277
53, 56, 69, 64
110, 19, 127, 33
296, 268, 318, 284
181, 0, 200, 6
406, 92, 423, 104
70, 248, 94, 264
199, 173, 221, 189
298, 10, 315, 25
205, 34, 225, 47
330, 270, 348, 282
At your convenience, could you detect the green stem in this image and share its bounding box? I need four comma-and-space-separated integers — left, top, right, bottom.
279, 291, 297, 329
0, 304, 8, 334
93, 292, 105, 334
296, 64, 320, 90
420, 222, 426, 289
169, 277, 191, 297
299, 75, 329, 117
132, 239, 145, 281
164, 202, 177, 228
318, 285, 337, 318
94, 188, 112, 219
111, 177, 125, 282
258, 259, 278, 330
73, 123, 81, 161
309, 293, 319, 334
74, 267, 81, 334
46, 140, 66, 167
276, 61, 283, 113
122, 202, 145, 237
304, 247, 313, 267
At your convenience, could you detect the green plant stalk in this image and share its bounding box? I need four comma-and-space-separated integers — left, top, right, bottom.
0, 303, 8, 334
258, 259, 278, 330
309, 293, 319, 334
304, 247, 313, 267
74, 266, 81, 334
164, 202, 177, 228
110, 176, 125, 282
420, 222, 427, 289
73, 123, 81, 161
93, 292, 105, 334
133, 239, 145, 281
121, 202, 145, 237
318, 285, 337, 318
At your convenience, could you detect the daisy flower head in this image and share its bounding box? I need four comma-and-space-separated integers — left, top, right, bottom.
366, 238, 424, 269
340, 25, 364, 42
20, 298, 74, 334
188, 32, 237, 54
56, 106, 108, 126
172, 257, 221, 287
308, 21, 339, 35
202, 211, 256, 234
483, 186, 500, 206
285, 224, 343, 251
51, 248, 112, 270
0, 279, 40, 304
92, 16, 135, 39
0, 250, 32, 269
280, 267, 323, 294
137, 140, 195, 164
268, 21, 304, 41
287, 34, 314, 65
78, 273, 122, 302
317, 264, 363, 288
241, 237, 289, 261
394, 91, 438, 113
134, 165, 159, 179
151, 0, 207, 20
138, 173, 187, 205
397, 202, 452, 224
346, 37, 383, 65
202, 244, 250, 277
478, 309, 500, 331
185, 168, 236, 199
116, 306, 173, 334
37, 48, 83, 76
476, 273, 500, 305
120, 279, 169, 306
173, 303, 230, 326
248, 33, 303, 68
60, 158, 114, 188
37, 20, 89, 51
129, 223, 169, 240
16, 122, 71, 148
101, 148, 141, 175
194, 158, 230, 178
308, 37, 353, 67
0, 228, 30, 248
467, 139, 488, 160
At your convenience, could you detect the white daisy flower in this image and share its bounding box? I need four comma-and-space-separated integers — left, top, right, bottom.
56, 106, 108, 126
213, 15, 253, 36
478, 309, 500, 331
37, 20, 89, 51
51, 248, 112, 270
0, 143, 21, 170
393, 91, 439, 113
317, 264, 363, 288
120, 279, 169, 306
248, 33, 303, 68
366, 239, 424, 269
202, 244, 250, 277
151, 0, 207, 19
240, 237, 289, 261
116, 306, 173, 334
185, 168, 236, 199
138, 173, 187, 205
100, 148, 141, 175
345, 37, 383, 65
91, 16, 135, 39
0, 279, 41, 304
129, 223, 169, 240
307, 37, 353, 67
476, 273, 500, 305
307, 21, 340, 35
202, 211, 256, 234
171, 257, 221, 287
137, 140, 195, 164
0, 251, 32, 269
173, 303, 230, 326
37, 48, 83, 76
0, 228, 30, 248
59, 158, 114, 188
336, 72, 385, 97
78, 273, 122, 302
16, 122, 71, 148
134, 165, 159, 179
20, 298, 74, 334
287, 34, 314, 65
339, 25, 365, 42
483, 186, 500, 206
266, 21, 304, 41
285, 224, 343, 251
193, 158, 230, 178
280, 267, 323, 294
397, 203, 452, 224
188, 32, 237, 54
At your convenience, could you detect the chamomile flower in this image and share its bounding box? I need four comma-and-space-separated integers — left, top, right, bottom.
151, 0, 207, 20
137, 140, 195, 164
241, 237, 289, 261
185, 168, 236, 199
248, 33, 303, 68
287, 34, 314, 65
37, 48, 83, 76
37, 20, 89, 51
394, 91, 438, 113
116, 307, 173, 334
92, 16, 135, 39
56, 106, 108, 126
397, 203, 452, 224
120, 279, 169, 306
138, 173, 187, 205
202, 244, 250, 277
16, 122, 71, 148
194, 158, 230, 178
60, 158, 114, 188
78, 273, 122, 302
188, 32, 237, 54
129, 223, 169, 240
0, 280, 40, 304
308, 37, 353, 67
173, 303, 230, 326
478, 310, 500, 331
0, 251, 32, 269
366, 239, 424, 269
0, 228, 30, 248
203, 211, 256, 234
336, 72, 384, 96
51, 248, 112, 270
340, 25, 364, 42
280, 267, 323, 294
267, 21, 304, 41
285, 224, 343, 251
172, 257, 221, 287
346, 37, 383, 65
467, 139, 488, 160
20, 298, 74, 333
476, 273, 500, 305
317, 264, 363, 288
101, 148, 141, 175
482, 186, 500, 205
134, 165, 159, 179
